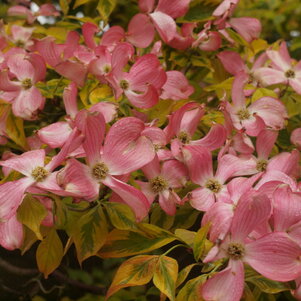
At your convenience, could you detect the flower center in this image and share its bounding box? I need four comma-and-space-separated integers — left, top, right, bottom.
31, 166, 48, 182
120, 79, 129, 90
15, 40, 25, 47
285, 69, 295, 78
178, 131, 191, 144
92, 162, 109, 181
237, 108, 251, 121
150, 176, 168, 194
103, 65, 111, 73
205, 179, 222, 193
22, 78, 32, 90
227, 242, 245, 260
256, 159, 268, 172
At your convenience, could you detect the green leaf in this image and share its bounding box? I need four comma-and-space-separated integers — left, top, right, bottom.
97, 0, 117, 22
178, 4, 213, 23
36, 78, 69, 98
71, 206, 108, 263
176, 264, 198, 288
104, 202, 137, 230
150, 204, 174, 230
245, 266, 291, 294
193, 222, 211, 261
36, 229, 64, 278
153, 256, 178, 301
171, 203, 200, 231
169, 51, 189, 67
225, 28, 249, 46
176, 275, 206, 301
243, 284, 256, 301
99, 224, 176, 258
17, 194, 47, 240
106, 255, 159, 299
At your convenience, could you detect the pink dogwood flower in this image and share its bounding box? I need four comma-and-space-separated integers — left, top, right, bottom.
163, 102, 227, 157
108, 47, 167, 108
254, 42, 301, 94
224, 71, 287, 136
272, 185, 301, 246
160, 71, 194, 101
35, 32, 88, 87
0, 128, 82, 221
93, 13, 155, 49
202, 191, 301, 301
0, 52, 46, 119
138, 0, 191, 45
8, 3, 59, 24
57, 114, 156, 221
0, 214, 23, 250
137, 155, 188, 215
182, 145, 256, 211
291, 128, 301, 150
38, 82, 117, 149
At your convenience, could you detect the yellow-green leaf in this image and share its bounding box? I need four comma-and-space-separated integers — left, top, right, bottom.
243, 284, 256, 301
106, 255, 159, 299
174, 229, 196, 248
17, 194, 47, 240
97, 0, 117, 22
146, 99, 174, 127
153, 256, 178, 301
251, 39, 269, 55
73, 0, 92, 9
89, 85, 115, 104
193, 223, 211, 261
251, 88, 278, 102
79, 80, 99, 107
104, 202, 137, 230
176, 275, 206, 301
36, 229, 63, 278
6, 110, 27, 149
71, 206, 108, 263
59, 0, 71, 15
176, 264, 198, 288
20, 226, 38, 255
283, 94, 301, 118
0, 170, 22, 184
99, 223, 176, 258
245, 266, 291, 294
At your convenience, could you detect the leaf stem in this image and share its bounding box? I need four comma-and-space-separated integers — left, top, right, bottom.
162, 244, 188, 257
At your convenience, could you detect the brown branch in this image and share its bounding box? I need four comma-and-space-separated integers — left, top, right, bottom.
0, 257, 37, 276
0, 257, 106, 295
51, 270, 106, 295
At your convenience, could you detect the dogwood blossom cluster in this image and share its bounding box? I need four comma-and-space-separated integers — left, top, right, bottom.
0, 0, 301, 300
